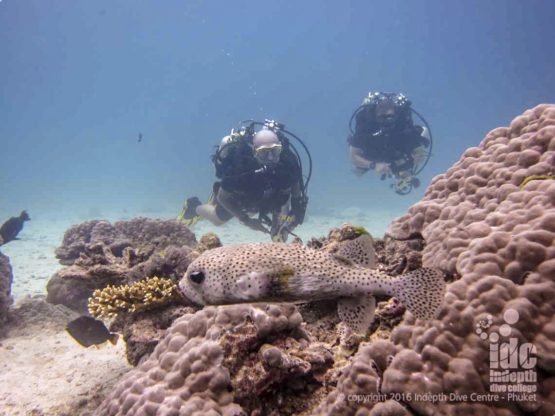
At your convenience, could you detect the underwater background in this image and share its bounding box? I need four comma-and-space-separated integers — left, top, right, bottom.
1, 0, 554, 228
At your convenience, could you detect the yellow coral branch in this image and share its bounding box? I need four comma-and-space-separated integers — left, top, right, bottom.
88, 276, 180, 319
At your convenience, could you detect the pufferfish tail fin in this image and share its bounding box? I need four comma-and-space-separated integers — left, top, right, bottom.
393, 268, 446, 320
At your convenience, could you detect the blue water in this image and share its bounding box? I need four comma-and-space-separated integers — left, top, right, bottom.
1, 0, 554, 230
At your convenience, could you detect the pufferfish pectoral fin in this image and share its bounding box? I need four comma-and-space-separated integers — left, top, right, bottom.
337, 295, 376, 335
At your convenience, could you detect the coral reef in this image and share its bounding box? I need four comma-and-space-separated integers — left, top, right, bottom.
88, 276, 182, 319
55, 218, 196, 266
379, 235, 425, 275
306, 224, 370, 251
0, 252, 13, 328
94, 223, 413, 414
46, 218, 196, 313
87, 276, 193, 366
373, 104, 555, 414
54, 105, 555, 415
45, 219, 205, 368
192, 232, 223, 257
96, 304, 333, 416
95, 105, 555, 415
111, 305, 196, 366
312, 340, 399, 415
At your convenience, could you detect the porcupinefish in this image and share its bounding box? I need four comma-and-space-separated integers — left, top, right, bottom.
178, 234, 446, 333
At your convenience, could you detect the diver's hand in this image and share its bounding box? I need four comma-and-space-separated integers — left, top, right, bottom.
241, 217, 270, 233
368, 161, 376, 170
271, 232, 287, 243
375, 163, 392, 180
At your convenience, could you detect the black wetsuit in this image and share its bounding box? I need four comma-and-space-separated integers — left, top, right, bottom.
214, 138, 305, 221
348, 107, 428, 174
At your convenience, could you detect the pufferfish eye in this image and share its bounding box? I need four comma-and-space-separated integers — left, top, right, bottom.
189, 271, 205, 285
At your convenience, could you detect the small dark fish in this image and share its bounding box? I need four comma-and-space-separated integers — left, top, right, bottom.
0, 210, 30, 245
138, 133, 143, 143
66, 316, 119, 348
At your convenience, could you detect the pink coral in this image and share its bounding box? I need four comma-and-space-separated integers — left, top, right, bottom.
382, 104, 555, 415
96, 304, 332, 416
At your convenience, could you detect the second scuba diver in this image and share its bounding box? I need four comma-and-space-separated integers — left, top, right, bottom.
347, 92, 433, 195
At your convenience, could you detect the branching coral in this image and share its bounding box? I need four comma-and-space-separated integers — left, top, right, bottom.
88, 276, 181, 319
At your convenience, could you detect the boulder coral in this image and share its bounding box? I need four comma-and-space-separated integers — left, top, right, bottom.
96, 304, 333, 416
55, 218, 196, 266
380, 104, 555, 415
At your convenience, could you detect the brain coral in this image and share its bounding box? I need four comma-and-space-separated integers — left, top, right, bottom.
96, 303, 333, 416
380, 104, 555, 415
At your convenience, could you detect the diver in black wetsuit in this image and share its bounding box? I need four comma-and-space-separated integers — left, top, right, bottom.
185, 120, 310, 242
348, 92, 432, 194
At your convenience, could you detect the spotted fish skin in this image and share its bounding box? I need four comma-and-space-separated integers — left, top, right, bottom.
179, 236, 446, 331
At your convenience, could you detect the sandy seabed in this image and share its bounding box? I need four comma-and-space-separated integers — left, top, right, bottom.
0, 207, 399, 415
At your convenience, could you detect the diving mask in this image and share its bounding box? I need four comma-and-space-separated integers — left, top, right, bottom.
254, 143, 282, 165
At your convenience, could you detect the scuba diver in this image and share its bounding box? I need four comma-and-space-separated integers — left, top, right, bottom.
347, 92, 433, 195
179, 119, 311, 242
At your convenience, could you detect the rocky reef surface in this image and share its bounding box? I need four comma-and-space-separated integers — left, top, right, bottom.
94, 105, 555, 415
2, 105, 554, 415
381, 104, 555, 416
46, 218, 197, 313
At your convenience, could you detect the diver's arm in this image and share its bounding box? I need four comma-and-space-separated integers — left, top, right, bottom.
404, 126, 429, 168
351, 144, 395, 179
413, 125, 430, 148
350, 146, 374, 175
217, 188, 268, 233
270, 182, 306, 242
289, 182, 307, 226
